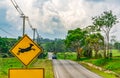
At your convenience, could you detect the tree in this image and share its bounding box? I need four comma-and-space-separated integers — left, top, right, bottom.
45, 42, 54, 52
114, 42, 120, 51
44, 39, 66, 52
0, 37, 17, 57
85, 33, 104, 58
65, 28, 87, 59
54, 39, 66, 52
84, 25, 98, 35
92, 10, 118, 58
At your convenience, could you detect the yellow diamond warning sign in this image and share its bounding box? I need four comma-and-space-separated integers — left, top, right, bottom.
9, 35, 42, 66
9, 68, 44, 78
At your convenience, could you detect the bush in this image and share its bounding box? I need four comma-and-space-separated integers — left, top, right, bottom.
93, 59, 110, 66
38, 52, 48, 59
105, 62, 120, 70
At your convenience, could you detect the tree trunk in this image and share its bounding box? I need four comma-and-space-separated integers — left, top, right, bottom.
106, 31, 110, 58
77, 52, 80, 60
104, 44, 107, 58
95, 49, 99, 58
87, 48, 92, 58
76, 47, 81, 60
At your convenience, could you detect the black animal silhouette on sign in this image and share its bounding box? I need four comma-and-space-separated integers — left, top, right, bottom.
17, 43, 35, 55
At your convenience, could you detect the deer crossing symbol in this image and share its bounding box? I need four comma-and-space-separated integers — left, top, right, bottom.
17, 43, 35, 55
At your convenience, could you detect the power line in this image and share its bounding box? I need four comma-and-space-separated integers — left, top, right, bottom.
10, 0, 24, 16
26, 17, 33, 29
11, 0, 27, 36
26, 17, 42, 41
0, 27, 16, 37
10, 0, 42, 40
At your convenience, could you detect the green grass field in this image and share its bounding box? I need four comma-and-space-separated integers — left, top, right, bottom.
57, 52, 77, 60
0, 58, 54, 78
112, 49, 120, 56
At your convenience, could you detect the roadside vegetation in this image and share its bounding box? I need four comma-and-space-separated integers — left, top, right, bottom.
32, 59, 54, 78
0, 58, 54, 78
0, 58, 22, 78
57, 52, 76, 60
80, 63, 116, 78
82, 57, 120, 74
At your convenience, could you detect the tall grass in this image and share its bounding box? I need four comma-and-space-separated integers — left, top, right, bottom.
0, 58, 54, 78
32, 59, 54, 78
0, 58, 22, 78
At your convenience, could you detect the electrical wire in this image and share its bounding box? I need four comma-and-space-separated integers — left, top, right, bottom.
26, 18, 42, 39
10, 0, 42, 39
26, 17, 33, 29
10, 0, 25, 16
0, 27, 16, 37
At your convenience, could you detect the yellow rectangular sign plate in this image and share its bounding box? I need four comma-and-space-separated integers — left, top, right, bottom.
9, 68, 44, 78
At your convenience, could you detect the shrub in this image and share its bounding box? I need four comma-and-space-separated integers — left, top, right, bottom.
93, 59, 110, 66
105, 62, 120, 70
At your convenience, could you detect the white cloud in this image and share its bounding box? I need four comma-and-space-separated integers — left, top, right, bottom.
0, 0, 120, 39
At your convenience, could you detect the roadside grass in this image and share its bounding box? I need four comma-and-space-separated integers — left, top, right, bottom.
80, 63, 116, 78
82, 57, 120, 74
57, 52, 77, 60
32, 59, 54, 78
112, 49, 120, 57
0, 58, 54, 78
0, 58, 22, 78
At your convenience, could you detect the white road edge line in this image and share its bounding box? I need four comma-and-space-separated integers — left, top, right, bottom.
55, 69, 59, 78
53, 60, 60, 78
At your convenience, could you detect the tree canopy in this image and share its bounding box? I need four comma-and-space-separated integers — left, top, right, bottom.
65, 28, 87, 59
92, 10, 118, 58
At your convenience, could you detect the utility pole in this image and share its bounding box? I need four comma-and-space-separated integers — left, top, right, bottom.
22, 16, 27, 36
11, 0, 28, 37
32, 28, 36, 41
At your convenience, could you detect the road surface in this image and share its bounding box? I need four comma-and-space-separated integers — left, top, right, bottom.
48, 52, 53, 60
53, 60, 102, 78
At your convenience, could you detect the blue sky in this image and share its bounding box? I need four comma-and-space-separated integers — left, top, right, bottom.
0, 0, 120, 41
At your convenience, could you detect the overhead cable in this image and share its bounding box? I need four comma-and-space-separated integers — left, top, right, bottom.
26, 17, 33, 29
10, 0, 25, 16
0, 27, 16, 37
10, 0, 42, 39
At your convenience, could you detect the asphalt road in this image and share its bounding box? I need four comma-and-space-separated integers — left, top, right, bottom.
48, 52, 53, 60
53, 60, 102, 78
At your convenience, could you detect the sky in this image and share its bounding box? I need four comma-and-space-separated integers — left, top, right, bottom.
0, 0, 120, 41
